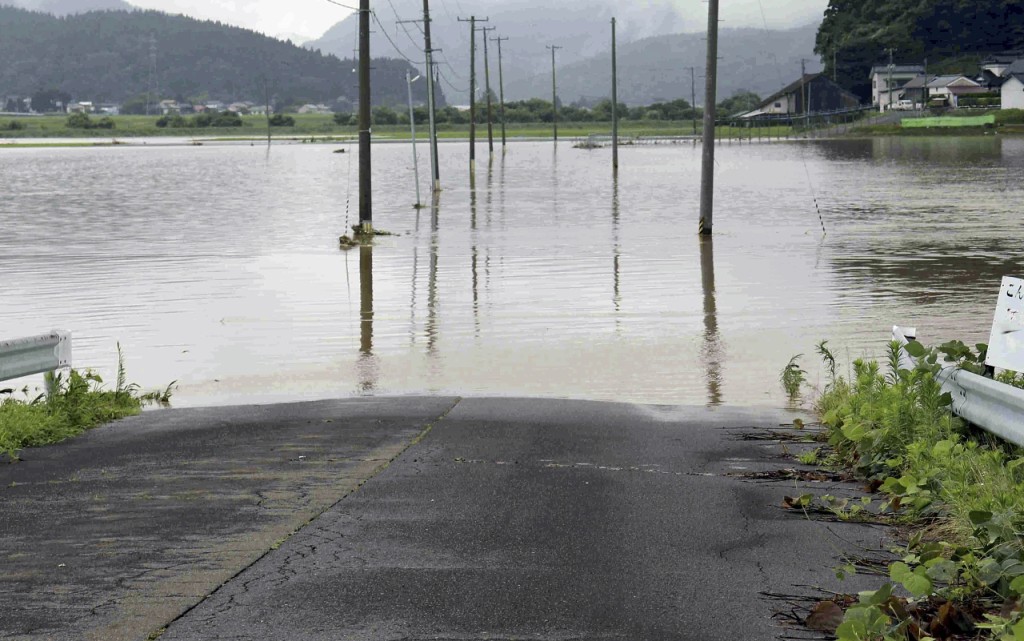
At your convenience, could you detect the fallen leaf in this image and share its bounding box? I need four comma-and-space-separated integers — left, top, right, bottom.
805, 601, 844, 632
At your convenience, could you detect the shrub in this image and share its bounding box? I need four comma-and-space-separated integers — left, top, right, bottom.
2, 120, 25, 131
269, 113, 295, 127
66, 112, 93, 129
210, 110, 243, 127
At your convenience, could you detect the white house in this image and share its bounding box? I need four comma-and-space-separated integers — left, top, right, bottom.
1001, 60, 1024, 110
869, 64, 925, 111
925, 75, 985, 108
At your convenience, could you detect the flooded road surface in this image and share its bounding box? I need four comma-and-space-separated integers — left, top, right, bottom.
3, 137, 1022, 408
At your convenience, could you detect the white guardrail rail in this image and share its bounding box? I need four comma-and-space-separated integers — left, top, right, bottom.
893, 325, 1024, 448
0, 331, 72, 384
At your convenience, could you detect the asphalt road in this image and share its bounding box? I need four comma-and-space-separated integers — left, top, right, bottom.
0, 397, 886, 641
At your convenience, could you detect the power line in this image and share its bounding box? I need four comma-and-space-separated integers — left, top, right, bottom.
370, 10, 423, 66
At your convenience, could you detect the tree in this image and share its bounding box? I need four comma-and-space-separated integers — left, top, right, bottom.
30, 88, 71, 113
716, 91, 761, 117
371, 106, 398, 125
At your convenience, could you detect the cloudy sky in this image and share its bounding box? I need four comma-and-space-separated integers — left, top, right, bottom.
126, 0, 829, 43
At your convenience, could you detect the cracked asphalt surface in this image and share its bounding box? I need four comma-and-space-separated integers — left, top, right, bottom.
1, 397, 886, 641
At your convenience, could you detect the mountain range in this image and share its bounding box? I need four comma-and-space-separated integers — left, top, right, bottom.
509, 23, 824, 106
306, 0, 825, 105
0, 5, 429, 108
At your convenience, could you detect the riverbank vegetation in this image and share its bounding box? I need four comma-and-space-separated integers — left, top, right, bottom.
784, 340, 1024, 640
0, 348, 174, 461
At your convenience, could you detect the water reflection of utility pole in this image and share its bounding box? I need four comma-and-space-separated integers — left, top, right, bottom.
699, 236, 723, 406
426, 194, 440, 356
470, 179, 480, 337
358, 244, 377, 392
612, 174, 622, 332
410, 204, 422, 347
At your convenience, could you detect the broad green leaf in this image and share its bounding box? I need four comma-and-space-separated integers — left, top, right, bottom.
969, 510, 994, 526
905, 340, 927, 358
1010, 575, 1024, 595
890, 562, 933, 597
924, 559, 957, 582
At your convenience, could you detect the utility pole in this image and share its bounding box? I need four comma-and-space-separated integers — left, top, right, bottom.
611, 18, 618, 171
801, 58, 809, 129
358, 0, 372, 232
547, 45, 562, 143
458, 16, 488, 173
146, 34, 157, 116
481, 26, 496, 158
685, 66, 698, 136
493, 35, 509, 150
698, 0, 719, 236
886, 48, 897, 113
421, 1, 441, 191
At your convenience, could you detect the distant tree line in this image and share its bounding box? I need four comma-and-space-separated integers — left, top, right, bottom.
0, 6, 439, 110
330, 91, 762, 126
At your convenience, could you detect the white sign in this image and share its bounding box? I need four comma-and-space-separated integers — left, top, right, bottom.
987, 276, 1024, 372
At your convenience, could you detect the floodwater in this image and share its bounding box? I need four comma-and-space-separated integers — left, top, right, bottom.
3, 136, 1023, 408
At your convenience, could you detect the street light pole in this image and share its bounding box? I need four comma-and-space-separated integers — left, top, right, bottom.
406, 71, 422, 209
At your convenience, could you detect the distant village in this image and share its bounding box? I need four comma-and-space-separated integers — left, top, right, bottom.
3, 50, 1024, 121
738, 50, 1024, 119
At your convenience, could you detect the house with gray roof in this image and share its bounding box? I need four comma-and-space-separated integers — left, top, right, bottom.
869, 64, 926, 111
1001, 59, 1024, 110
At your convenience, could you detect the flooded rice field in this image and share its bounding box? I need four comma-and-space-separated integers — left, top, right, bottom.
3, 136, 1022, 408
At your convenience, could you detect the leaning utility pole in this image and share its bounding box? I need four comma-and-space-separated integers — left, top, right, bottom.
685, 66, 698, 135
547, 45, 562, 142
698, 0, 719, 236
358, 0, 372, 232
458, 15, 488, 173
422, 0, 441, 191
481, 25, 496, 158
611, 18, 618, 171
492, 35, 509, 150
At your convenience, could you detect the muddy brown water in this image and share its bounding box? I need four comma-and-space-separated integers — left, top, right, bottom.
3, 136, 1021, 408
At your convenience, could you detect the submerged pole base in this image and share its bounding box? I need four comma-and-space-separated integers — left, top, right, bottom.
698, 217, 712, 236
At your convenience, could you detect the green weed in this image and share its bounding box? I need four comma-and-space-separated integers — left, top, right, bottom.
0, 350, 174, 460
789, 338, 1024, 639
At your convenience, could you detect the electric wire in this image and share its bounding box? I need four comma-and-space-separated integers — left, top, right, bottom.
757, 0, 827, 236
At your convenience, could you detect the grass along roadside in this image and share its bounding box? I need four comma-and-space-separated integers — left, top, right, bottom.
0, 346, 175, 461
780, 340, 1024, 640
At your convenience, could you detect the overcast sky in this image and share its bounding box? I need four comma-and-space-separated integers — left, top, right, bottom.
127, 0, 829, 42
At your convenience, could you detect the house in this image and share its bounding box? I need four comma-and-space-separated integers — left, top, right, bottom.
982, 52, 1024, 79
1000, 59, 1024, 110
67, 101, 94, 113
896, 75, 933, 108
297, 103, 331, 114
159, 99, 180, 114
925, 75, 985, 108
739, 73, 860, 118
869, 64, 926, 111
96, 103, 121, 115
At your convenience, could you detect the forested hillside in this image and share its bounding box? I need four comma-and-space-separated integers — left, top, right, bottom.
0, 6, 433, 109
816, 0, 1024, 99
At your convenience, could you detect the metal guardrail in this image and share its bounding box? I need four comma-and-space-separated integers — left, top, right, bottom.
892, 325, 1024, 448
0, 331, 72, 384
